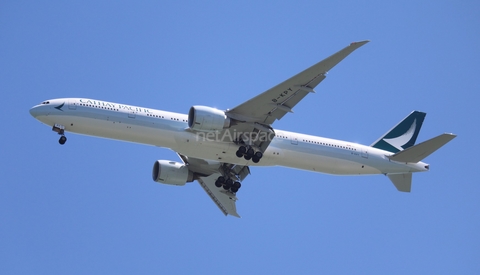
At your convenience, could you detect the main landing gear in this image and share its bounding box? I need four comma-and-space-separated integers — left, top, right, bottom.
214, 176, 242, 193
235, 145, 263, 163
52, 124, 67, 145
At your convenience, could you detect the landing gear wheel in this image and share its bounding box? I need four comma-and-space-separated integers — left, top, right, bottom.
59, 136, 67, 145
236, 150, 243, 158
230, 182, 241, 193
238, 145, 247, 154
255, 151, 263, 159
247, 148, 254, 157
252, 156, 260, 163
223, 178, 233, 190
215, 176, 225, 188
244, 154, 252, 160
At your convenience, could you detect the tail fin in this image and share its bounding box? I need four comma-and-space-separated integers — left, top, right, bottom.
371, 111, 426, 153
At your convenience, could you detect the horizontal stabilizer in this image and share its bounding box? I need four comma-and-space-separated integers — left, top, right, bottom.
388, 133, 456, 163
388, 173, 412, 192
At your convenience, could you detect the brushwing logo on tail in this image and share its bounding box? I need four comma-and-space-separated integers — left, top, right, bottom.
370, 111, 426, 153
383, 119, 416, 151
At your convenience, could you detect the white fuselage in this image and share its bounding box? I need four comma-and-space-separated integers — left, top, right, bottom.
30, 98, 429, 175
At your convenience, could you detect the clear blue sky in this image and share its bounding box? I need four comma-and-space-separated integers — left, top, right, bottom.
1, 1, 479, 274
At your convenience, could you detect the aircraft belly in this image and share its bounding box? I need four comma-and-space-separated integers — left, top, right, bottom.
174, 131, 235, 162
172, 132, 277, 166
46, 113, 177, 148
280, 147, 381, 175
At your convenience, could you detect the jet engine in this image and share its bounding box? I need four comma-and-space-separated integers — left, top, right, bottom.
152, 160, 194, 186
188, 106, 231, 132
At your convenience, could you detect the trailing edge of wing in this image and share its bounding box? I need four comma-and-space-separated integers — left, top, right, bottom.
388, 133, 456, 163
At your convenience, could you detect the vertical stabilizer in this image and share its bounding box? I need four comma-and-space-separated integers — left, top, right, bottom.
371, 111, 426, 153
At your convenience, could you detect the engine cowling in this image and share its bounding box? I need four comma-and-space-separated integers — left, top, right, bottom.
152, 160, 193, 186
188, 106, 231, 132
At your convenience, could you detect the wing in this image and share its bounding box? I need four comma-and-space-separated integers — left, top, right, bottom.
226, 40, 369, 125
178, 154, 249, 218
197, 174, 240, 217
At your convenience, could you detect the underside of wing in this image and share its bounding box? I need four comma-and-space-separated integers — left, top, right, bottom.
179, 154, 249, 218
197, 174, 240, 218
226, 40, 369, 125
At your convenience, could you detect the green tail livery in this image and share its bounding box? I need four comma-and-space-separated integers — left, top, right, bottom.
371, 111, 426, 153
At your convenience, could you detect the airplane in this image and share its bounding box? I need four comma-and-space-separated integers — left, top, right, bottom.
29, 40, 456, 217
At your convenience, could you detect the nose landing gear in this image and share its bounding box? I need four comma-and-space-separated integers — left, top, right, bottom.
52, 124, 67, 145
59, 135, 67, 145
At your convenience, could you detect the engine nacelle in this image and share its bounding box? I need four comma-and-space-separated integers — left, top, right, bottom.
152, 160, 193, 186
188, 106, 231, 132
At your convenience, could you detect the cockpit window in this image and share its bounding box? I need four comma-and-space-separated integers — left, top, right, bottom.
41, 101, 50, 104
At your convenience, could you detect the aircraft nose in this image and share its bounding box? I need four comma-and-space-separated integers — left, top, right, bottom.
29, 106, 40, 118
30, 104, 50, 118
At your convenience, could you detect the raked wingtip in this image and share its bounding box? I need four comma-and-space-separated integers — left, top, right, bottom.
350, 40, 370, 46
